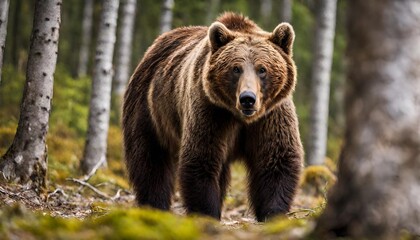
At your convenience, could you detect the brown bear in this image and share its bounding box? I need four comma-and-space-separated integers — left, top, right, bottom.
122, 12, 303, 222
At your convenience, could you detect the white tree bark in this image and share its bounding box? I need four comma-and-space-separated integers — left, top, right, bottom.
114, 0, 137, 97
82, 0, 119, 174
279, 0, 292, 23
0, 0, 61, 190
316, 0, 420, 238
307, 0, 337, 165
0, 0, 9, 84
77, 0, 94, 77
159, 0, 174, 34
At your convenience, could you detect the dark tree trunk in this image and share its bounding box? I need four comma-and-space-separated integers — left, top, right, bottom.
0, 0, 62, 191
10, 0, 20, 67
206, 0, 220, 24
77, 0, 94, 77
315, 0, 420, 238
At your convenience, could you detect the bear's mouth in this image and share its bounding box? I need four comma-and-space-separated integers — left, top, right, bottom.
241, 109, 256, 116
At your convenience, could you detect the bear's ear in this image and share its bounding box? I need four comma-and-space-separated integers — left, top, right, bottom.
208, 22, 235, 53
269, 23, 295, 55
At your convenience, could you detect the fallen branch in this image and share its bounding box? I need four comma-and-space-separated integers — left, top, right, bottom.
287, 208, 317, 217
47, 188, 68, 199
66, 178, 110, 199
82, 155, 106, 182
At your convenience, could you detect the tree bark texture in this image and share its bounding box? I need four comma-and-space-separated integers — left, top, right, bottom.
82, 0, 119, 174
316, 0, 420, 238
77, 0, 94, 77
307, 0, 337, 165
159, 0, 173, 34
114, 0, 136, 97
0, 0, 61, 190
279, 0, 292, 23
0, 0, 9, 84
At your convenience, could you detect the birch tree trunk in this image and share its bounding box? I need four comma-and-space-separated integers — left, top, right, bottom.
159, 0, 174, 34
316, 0, 420, 238
81, 0, 119, 174
77, 0, 94, 77
0, 0, 9, 84
206, 0, 220, 25
307, 0, 337, 165
0, 0, 61, 190
114, 0, 136, 97
279, 0, 292, 23
260, 0, 272, 28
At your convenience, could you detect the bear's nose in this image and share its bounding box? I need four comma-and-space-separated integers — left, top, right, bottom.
239, 91, 256, 109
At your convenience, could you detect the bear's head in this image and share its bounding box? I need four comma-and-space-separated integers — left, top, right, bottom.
204, 14, 296, 123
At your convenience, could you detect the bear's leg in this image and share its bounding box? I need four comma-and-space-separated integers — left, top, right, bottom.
219, 162, 231, 206
124, 113, 174, 210
179, 141, 224, 219
178, 108, 235, 219
244, 102, 303, 221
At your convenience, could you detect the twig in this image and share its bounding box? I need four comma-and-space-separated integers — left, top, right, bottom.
67, 178, 111, 199
82, 155, 106, 182
111, 189, 122, 201
287, 208, 316, 216
47, 188, 68, 199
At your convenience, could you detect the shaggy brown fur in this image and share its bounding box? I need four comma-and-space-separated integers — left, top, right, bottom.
122, 12, 303, 221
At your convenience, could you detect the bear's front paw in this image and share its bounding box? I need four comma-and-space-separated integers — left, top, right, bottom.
256, 207, 288, 222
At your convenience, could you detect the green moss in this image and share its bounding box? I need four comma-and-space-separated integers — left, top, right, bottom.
264, 217, 308, 235
0, 124, 17, 155
1, 205, 202, 240
300, 165, 337, 197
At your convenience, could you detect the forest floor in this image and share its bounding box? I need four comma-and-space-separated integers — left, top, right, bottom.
0, 163, 336, 239
0, 67, 338, 239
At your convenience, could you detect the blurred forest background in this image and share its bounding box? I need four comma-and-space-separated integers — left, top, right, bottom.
0, 0, 346, 173
0, 0, 346, 238
0, 0, 345, 238
1, 0, 418, 239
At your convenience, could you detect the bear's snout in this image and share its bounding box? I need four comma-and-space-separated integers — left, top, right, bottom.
239, 91, 257, 116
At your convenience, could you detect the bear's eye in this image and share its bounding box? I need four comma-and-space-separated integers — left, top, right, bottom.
258, 67, 267, 78
233, 66, 241, 74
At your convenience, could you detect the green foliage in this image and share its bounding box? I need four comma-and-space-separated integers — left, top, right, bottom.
264, 217, 307, 234
1, 205, 201, 240
0, 65, 25, 121
0, 65, 127, 188
50, 66, 91, 136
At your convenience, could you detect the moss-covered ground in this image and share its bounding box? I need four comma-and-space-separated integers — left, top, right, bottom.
0, 66, 337, 239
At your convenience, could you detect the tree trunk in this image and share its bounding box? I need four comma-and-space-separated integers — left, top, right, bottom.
260, 0, 272, 28
159, 0, 174, 34
77, 0, 94, 77
81, 0, 119, 174
114, 0, 136, 97
10, 0, 20, 67
307, 0, 337, 166
279, 0, 292, 23
206, 0, 220, 25
0, 0, 9, 84
315, 0, 420, 238
0, 0, 61, 190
